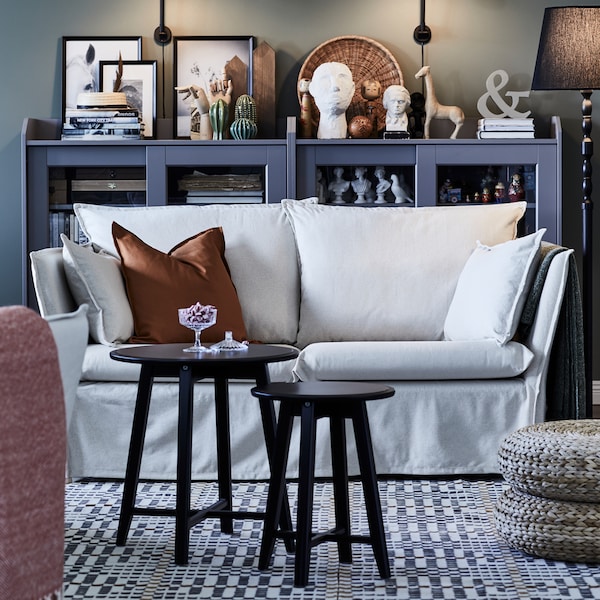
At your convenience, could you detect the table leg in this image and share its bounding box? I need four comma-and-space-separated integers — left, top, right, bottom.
295, 401, 317, 588
256, 372, 295, 552
117, 364, 154, 546
175, 364, 194, 565
330, 414, 352, 564
214, 376, 233, 534
352, 401, 391, 580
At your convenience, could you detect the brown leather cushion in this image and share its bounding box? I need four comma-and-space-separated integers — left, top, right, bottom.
112, 222, 247, 344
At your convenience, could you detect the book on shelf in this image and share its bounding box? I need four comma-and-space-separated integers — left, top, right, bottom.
61, 129, 142, 140
477, 117, 535, 139
477, 130, 535, 139
185, 190, 263, 204
65, 115, 141, 126
477, 117, 534, 129
64, 108, 139, 119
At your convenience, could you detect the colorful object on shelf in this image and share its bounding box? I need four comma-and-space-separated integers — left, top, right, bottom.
209, 99, 229, 140
230, 94, 258, 140
348, 115, 373, 139
230, 118, 258, 140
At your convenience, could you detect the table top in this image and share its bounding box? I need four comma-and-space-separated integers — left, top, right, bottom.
251, 381, 395, 402
110, 343, 298, 366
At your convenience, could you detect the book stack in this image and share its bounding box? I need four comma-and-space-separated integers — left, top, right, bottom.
178, 171, 264, 204
62, 92, 142, 140
477, 118, 535, 139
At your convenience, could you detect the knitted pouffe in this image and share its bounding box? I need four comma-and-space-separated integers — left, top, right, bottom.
494, 420, 600, 563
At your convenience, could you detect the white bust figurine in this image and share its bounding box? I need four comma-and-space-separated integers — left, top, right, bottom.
309, 62, 355, 139
383, 85, 411, 132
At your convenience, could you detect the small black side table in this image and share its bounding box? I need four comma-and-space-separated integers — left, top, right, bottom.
251, 381, 395, 587
110, 343, 298, 565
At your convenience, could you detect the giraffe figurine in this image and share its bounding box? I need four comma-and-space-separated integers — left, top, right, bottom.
415, 66, 465, 139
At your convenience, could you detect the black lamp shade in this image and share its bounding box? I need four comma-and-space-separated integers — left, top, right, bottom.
532, 6, 600, 91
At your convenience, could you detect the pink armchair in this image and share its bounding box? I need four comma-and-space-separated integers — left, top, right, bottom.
0, 306, 65, 600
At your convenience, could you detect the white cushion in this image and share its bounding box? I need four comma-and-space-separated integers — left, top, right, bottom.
443, 229, 545, 344
293, 340, 534, 381
283, 200, 526, 347
61, 234, 134, 345
74, 202, 311, 344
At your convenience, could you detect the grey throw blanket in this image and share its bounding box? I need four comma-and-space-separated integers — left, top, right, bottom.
518, 245, 586, 420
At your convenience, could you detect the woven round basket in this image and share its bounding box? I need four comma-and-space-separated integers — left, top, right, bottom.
498, 420, 600, 503
494, 486, 600, 563
297, 35, 403, 134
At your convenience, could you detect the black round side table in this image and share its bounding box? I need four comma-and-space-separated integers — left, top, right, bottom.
251, 381, 395, 587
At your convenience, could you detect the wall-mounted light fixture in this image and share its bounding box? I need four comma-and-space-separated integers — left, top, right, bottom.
154, 0, 172, 45
532, 6, 600, 418
413, 0, 432, 46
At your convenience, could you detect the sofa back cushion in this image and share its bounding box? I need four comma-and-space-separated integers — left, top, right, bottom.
112, 223, 247, 344
283, 200, 526, 347
74, 202, 302, 344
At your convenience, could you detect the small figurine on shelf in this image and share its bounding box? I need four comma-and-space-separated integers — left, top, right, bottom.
382, 85, 411, 140
352, 166, 372, 203
374, 166, 391, 203
328, 166, 350, 204
309, 62, 355, 139
298, 78, 313, 139
175, 84, 212, 140
361, 78, 382, 134
316, 168, 326, 203
508, 172, 526, 202
408, 92, 426, 139
481, 187, 492, 203
439, 178, 453, 203
494, 181, 506, 203
391, 173, 414, 204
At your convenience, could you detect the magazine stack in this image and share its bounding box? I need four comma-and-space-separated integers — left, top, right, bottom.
62, 92, 142, 140
477, 117, 535, 139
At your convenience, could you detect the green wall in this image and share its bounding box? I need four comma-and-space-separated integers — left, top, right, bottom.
2, 0, 597, 368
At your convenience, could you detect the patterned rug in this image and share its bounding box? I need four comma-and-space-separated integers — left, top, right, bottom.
64, 479, 600, 599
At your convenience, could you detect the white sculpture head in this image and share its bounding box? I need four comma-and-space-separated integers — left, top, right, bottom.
309, 62, 355, 116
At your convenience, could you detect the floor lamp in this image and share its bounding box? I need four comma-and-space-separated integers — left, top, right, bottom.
532, 6, 600, 419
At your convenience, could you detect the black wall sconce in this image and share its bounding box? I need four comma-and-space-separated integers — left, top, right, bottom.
154, 0, 172, 45
414, 0, 432, 46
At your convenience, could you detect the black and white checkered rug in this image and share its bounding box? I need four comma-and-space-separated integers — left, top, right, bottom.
64, 479, 600, 599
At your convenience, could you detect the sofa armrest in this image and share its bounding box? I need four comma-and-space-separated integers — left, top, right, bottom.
30, 247, 77, 316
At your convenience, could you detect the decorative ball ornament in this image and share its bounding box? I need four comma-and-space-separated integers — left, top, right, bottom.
348, 115, 373, 139
230, 117, 258, 140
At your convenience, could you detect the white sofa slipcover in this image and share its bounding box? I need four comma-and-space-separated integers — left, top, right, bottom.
29, 199, 574, 480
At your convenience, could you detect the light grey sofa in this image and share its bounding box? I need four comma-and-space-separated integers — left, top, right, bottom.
29, 199, 575, 481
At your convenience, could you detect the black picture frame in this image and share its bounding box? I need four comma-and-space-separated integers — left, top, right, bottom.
173, 35, 255, 139
100, 60, 157, 139
62, 36, 142, 120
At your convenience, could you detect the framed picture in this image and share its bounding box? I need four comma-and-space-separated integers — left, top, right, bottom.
173, 36, 255, 138
62, 36, 142, 118
100, 60, 157, 138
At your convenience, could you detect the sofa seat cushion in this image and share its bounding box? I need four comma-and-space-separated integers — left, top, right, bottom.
81, 343, 298, 383
282, 200, 526, 347
292, 340, 534, 381
74, 202, 306, 344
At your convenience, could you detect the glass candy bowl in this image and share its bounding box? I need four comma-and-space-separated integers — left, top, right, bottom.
178, 303, 217, 352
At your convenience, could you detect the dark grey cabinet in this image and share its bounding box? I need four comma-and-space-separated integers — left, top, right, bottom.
22, 116, 562, 305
